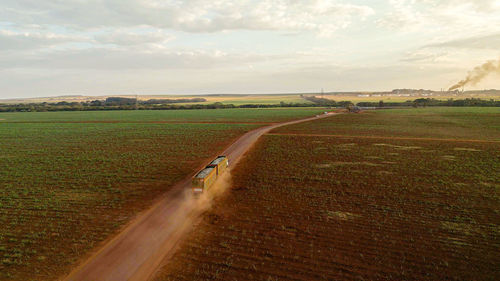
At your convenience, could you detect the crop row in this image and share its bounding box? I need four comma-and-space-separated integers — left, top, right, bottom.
154, 133, 500, 280
0, 108, 327, 123
272, 107, 500, 141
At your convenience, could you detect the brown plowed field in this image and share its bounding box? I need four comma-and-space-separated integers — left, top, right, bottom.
153, 109, 500, 280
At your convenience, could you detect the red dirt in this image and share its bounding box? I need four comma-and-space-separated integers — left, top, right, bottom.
152, 126, 500, 280
63, 113, 336, 281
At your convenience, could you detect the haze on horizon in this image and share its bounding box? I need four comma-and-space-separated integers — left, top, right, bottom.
1, 0, 500, 99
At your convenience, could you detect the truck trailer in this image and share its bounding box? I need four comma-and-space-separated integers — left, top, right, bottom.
192, 156, 229, 194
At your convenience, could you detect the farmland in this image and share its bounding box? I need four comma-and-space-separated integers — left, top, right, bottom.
153, 108, 500, 280
0, 108, 326, 281
0, 108, 325, 123
273, 107, 500, 141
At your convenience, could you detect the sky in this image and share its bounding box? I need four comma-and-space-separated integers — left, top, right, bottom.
1, 0, 500, 99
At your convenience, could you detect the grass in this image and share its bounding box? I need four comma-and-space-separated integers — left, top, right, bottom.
0, 108, 326, 123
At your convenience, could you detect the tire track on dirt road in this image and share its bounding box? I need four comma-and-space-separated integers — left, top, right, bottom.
63, 113, 336, 281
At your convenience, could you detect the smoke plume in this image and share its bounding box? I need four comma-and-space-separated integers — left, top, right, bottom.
449, 58, 500, 91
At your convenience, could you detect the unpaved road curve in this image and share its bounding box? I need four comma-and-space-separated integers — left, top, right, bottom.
63, 113, 336, 281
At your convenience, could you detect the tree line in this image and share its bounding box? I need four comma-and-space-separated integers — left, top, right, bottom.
0, 100, 317, 112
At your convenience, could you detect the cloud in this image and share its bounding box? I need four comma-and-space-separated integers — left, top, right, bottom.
94, 29, 175, 46
0, 47, 277, 70
0, 0, 374, 36
378, 0, 500, 34
417, 0, 500, 13
401, 49, 450, 63
0, 30, 78, 50
377, 0, 425, 30
0, 0, 498, 99
426, 33, 500, 49
0, 62, 464, 98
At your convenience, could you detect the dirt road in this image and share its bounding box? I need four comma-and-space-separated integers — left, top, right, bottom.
63, 113, 335, 281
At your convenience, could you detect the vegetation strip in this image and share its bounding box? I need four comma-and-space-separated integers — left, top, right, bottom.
267, 133, 500, 143
0, 108, 327, 123
2, 121, 276, 125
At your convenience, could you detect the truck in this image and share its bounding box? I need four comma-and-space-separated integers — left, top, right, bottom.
192, 156, 229, 194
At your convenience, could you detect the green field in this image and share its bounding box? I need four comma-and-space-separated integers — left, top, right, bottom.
0, 108, 326, 281
0, 108, 326, 123
273, 107, 500, 141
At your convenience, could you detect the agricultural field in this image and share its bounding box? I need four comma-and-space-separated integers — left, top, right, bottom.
0, 108, 325, 123
0, 108, 325, 281
153, 107, 500, 280
273, 107, 500, 141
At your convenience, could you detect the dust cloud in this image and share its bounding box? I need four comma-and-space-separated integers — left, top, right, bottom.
146, 171, 233, 279
184, 170, 233, 214
449, 58, 500, 91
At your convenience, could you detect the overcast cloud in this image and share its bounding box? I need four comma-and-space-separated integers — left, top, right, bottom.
0, 0, 499, 98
